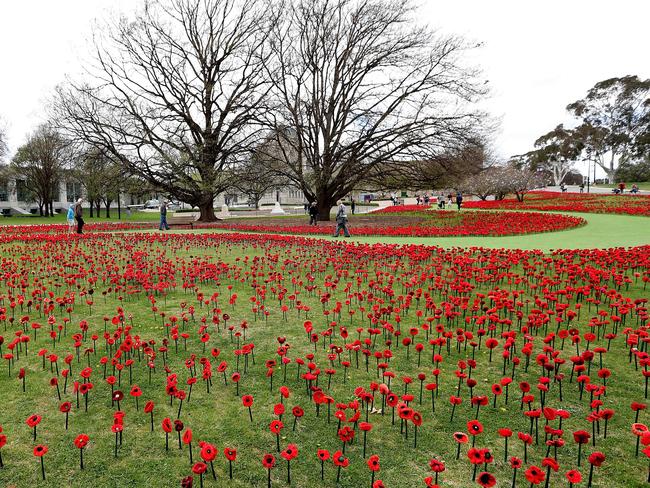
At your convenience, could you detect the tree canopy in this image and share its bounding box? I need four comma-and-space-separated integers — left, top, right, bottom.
11, 125, 69, 216
263, 0, 486, 219
567, 75, 650, 182
54, 0, 274, 221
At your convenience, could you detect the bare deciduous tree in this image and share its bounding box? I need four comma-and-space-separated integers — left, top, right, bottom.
503, 163, 547, 202
462, 166, 510, 201
72, 149, 123, 217
0, 124, 8, 162
233, 135, 289, 209
264, 0, 486, 220
54, 0, 274, 221
462, 163, 545, 202
11, 125, 69, 216
365, 138, 489, 191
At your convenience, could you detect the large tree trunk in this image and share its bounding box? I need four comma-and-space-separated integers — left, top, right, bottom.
105, 200, 112, 218
89, 203, 94, 218
198, 199, 217, 222
317, 198, 335, 222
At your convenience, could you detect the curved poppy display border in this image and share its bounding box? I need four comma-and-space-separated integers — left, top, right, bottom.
463, 191, 650, 217
198, 209, 586, 237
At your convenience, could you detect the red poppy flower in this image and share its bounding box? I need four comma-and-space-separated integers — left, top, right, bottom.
467, 420, 483, 436
274, 403, 285, 416
424, 476, 439, 488
59, 402, 71, 413
588, 451, 605, 467
317, 449, 330, 461
224, 447, 237, 461
367, 454, 380, 472
412, 411, 423, 427
262, 453, 276, 468
292, 406, 304, 418
144, 401, 155, 413
542, 457, 559, 472
183, 429, 193, 445
332, 450, 349, 467
467, 447, 484, 464
281, 444, 298, 461
33, 444, 48, 457
181, 476, 193, 488
476, 471, 496, 487
161, 418, 173, 433
270, 420, 284, 434
510, 456, 523, 469
26, 414, 42, 428
453, 432, 469, 443
74, 434, 89, 449
192, 462, 207, 475
565, 469, 582, 483
242, 395, 254, 407
525, 465, 545, 485
200, 442, 217, 462
338, 426, 355, 443
498, 428, 512, 437
573, 430, 591, 444
359, 421, 373, 432
518, 432, 533, 445
429, 458, 445, 473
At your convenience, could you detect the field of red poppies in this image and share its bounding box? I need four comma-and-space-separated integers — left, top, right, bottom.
207, 208, 585, 237
463, 192, 650, 217
0, 229, 648, 487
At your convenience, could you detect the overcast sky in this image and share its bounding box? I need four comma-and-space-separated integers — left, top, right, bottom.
1, 0, 648, 176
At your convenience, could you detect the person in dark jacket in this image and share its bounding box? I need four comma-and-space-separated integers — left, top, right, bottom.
308, 202, 318, 225
455, 191, 463, 211
159, 201, 170, 230
74, 198, 84, 234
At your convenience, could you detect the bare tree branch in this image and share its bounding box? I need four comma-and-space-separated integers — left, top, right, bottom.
52, 0, 275, 221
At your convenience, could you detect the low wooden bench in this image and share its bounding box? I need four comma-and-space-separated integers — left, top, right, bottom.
167, 213, 198, 228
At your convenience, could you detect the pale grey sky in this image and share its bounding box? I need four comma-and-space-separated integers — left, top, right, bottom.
1, 0, 648, 177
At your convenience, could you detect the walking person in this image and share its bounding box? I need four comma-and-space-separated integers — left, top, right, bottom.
159, 200, 170, 231
332, 200, 351, 237
308, 202, 318, 225
455, 191, 463, 211
66, 203, 75, 233
351, 198, 356, 215
74, 198, 84, 234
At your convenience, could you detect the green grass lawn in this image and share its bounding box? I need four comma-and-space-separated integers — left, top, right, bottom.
0, 229, 647, 487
